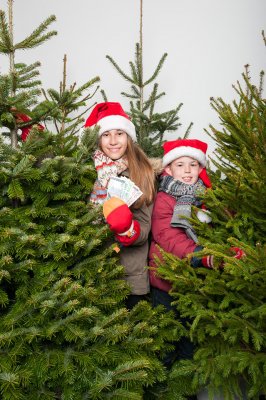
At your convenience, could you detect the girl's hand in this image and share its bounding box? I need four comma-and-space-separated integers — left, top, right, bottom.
103, 197, 140, 246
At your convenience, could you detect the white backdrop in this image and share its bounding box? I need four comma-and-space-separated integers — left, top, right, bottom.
1, 0, 266, 156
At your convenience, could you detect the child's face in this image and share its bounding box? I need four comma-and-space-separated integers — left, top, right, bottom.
165, 156, 203, 184
100, 129, 128, 160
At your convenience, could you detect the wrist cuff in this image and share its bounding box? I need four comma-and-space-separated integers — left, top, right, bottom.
115, 220, 140, 246
202, 255, 214, 269
116, 221, 135, 237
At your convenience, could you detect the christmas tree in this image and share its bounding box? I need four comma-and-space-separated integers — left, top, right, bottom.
105, 0, 191, 157
0, 125, 179, 399
0, 2, 57, 147
0, 2, 180, 398
152, 55, 266, 398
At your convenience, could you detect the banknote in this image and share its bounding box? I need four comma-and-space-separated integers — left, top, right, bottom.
107, 176, 143, 206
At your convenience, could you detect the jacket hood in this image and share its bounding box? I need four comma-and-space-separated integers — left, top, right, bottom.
149, 157, 164, 176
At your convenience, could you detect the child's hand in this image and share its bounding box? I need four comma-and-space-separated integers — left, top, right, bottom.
103, 197, 140, 246
103, 197, 132, 234
230, 246, 246, 259
201, 247, 245, 269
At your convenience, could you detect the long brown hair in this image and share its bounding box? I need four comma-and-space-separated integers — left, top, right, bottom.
125, 137, 155, 208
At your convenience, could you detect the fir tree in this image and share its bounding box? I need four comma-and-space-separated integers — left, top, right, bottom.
0, 2, 180, 398
0, 0, 57, 147
36, 54, 100, 138
0, 126, 180, 399
105, 0, 191, 157
151, 55, 266, 398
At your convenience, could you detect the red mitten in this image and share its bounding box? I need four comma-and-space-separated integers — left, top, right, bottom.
230, 247, 246, 259
201, 247, 246, 270
103, 197, 140, 245
103, 197, 133, 234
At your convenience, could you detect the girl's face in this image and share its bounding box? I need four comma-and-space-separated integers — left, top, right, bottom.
100, 129, 128, 160
165, 156, 203, 184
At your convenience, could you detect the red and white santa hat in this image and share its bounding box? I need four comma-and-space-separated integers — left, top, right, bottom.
162, 139, 208, 167
84, 102, 137, 142
163, 138, 211, 188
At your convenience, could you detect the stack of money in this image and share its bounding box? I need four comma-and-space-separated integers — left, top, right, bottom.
106, 176, 143, 207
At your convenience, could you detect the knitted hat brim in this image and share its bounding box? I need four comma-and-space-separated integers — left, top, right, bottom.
162, 146, 206, 167
96, 115, 137, 142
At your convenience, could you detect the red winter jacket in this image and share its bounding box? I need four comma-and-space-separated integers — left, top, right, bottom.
148, 191, 198, 293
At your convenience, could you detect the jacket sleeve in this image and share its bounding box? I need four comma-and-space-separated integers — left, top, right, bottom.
129, 202, 153, 247
151, 192, 197, 259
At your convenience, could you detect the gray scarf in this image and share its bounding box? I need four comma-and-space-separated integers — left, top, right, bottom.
159, 175, 206, 243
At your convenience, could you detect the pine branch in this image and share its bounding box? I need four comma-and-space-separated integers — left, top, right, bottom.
106, 55, 135, 84
0, 10, 12, 53
15, 15, 57, 50
143, 53, 168, 86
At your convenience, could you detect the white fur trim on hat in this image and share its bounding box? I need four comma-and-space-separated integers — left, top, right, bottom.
162, 146, 206, 167
97, 115, 137, 142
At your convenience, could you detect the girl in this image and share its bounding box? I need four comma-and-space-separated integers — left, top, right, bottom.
84, 102, 155, 309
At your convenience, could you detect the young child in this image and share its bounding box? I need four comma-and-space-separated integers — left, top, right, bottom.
149, 138, 244, 364
149, 138, 245, 397
84, 102, 156, 309
148, 138, 213, 368
149, 138, 213, 282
